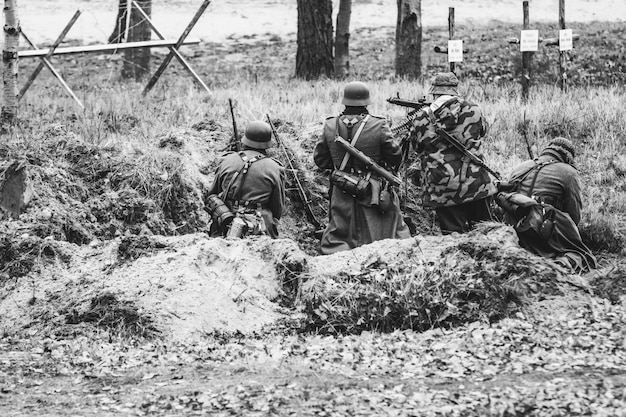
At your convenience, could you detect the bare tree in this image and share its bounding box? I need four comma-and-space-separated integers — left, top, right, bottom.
395, 0, 422, 78
296, 0, 334, 80
2, 0, 20, 125
119, 0, 152, 80
335, 0, 351, 79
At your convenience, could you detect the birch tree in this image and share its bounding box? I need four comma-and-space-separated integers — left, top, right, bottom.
2, 0, 20, 125
395, 0, 422, 78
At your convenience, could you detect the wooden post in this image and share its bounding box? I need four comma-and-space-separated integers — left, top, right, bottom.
143, 0, 211, 94
558, 0, 566, 91
132, 1, 210, 94
448, 7, 455, 73
18, 10, 81, 100
21, 31, 84, 109
521, 1, 531, 102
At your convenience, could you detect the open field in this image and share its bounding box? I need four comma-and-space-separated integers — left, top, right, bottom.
1, 2, 626, 416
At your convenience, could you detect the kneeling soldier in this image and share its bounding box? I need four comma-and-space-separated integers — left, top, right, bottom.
205, 120, 285, 238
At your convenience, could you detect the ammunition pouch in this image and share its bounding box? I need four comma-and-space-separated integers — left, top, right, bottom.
369, 178, 393, 214
206, 194, 234, 230
330, 170, 370, 200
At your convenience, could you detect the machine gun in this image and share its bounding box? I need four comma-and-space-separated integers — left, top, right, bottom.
386, 95, 432, 110
334, 136, 402, 187
266, 114, 325, 235
435, 128, 502, 181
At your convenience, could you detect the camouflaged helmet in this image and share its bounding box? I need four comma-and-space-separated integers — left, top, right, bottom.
241, 120, 272, 149
342, 81, 372, 106
428, 72, 459, 95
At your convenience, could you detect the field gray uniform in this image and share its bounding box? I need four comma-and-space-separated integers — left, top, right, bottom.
314, 110, 410, 254
208, 149, 285, 238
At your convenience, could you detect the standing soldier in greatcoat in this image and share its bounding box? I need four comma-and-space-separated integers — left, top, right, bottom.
407, 72, 497, 234
314, 81, 411, 254
205, 120, 285, 238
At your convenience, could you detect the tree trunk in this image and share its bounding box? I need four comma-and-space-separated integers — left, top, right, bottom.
395, 0, 422, 78
296, 0, 333, 80
122, 0, 152, 80
334, 0, 351, 79
109, 0, 128, 43
2, 0, 20, 126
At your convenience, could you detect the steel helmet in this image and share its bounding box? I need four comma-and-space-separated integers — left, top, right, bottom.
342, 81, 372, 106
241, 120, 272, 149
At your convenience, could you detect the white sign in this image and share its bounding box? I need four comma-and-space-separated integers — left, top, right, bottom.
559, 29, 573, 51
447, 39, 463, 62
520, 30, 539, 52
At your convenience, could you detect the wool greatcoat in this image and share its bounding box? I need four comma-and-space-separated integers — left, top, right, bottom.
207, 149, 285, 238
498, 153, 596, 272
314, 109, 411, 255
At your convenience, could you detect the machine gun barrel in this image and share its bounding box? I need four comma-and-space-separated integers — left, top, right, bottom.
334, 136, 402, 187
387, 96, 431, 110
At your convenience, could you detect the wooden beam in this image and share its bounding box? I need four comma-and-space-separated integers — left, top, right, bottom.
18, 38, 200, 58
132, 1, 211, 94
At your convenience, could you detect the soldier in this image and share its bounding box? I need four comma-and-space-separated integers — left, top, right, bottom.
314, 81, 411, 254
205, 120, 285, 238
496, 137, 596, 272
407, 72, 497, 234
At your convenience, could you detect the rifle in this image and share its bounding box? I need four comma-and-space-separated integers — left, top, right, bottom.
435, 128, 502, 181
228, 98, 241, 152
386, 95, 432, 110
334, 136, 402, 187
265, 114, 325, 234
521, 109, 534, 159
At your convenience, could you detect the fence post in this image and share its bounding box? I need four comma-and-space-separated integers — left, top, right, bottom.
448, 7, 455, 73
558, 0, 567, 91
521, 1, 531, 102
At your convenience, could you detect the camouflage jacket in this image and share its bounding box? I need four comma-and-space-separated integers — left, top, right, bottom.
409, 95, 497, 208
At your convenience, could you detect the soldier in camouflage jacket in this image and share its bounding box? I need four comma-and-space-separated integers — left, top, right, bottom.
408, 72, 497, 234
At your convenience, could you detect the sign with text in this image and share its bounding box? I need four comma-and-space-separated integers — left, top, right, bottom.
559, 29, 573, 51
520, 30, 539, 52
447, 40, 464, 62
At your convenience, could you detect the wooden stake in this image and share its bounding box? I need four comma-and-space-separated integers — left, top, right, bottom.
558, 0, 567, 91
521, 1, 531, 102
18, 10, 81, 100
20, 31, 84, 109
448, 7, 455, 73
142, 0, 212, 95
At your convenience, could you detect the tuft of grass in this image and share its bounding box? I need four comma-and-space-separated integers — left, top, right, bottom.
63, 292, 159, 339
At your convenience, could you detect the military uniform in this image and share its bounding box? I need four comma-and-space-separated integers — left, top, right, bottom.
314, 109, 411, 254
409, 92, 497, 234
498, 138, 596, 272
206, 121, 285, 238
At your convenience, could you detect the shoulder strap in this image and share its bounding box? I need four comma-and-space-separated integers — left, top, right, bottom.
338, 115, 370, 171
222, 151, 266, 205
509, 159, 556, 196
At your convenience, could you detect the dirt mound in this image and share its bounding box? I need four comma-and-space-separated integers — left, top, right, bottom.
0, 234, 307, 340
299, 223, 589, 334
